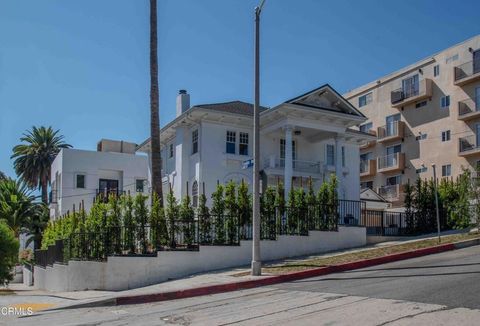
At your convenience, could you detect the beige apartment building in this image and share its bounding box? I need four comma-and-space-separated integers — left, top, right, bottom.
344, 34, 480, 207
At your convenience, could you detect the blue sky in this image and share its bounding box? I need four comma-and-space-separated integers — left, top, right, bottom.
1, 0, 479, 179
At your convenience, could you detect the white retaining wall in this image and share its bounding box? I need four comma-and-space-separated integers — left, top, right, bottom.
34, 226, 366, 292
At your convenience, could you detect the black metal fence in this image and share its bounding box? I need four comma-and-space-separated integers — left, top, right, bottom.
361, 209, 448, 237
35, 239, 64, 267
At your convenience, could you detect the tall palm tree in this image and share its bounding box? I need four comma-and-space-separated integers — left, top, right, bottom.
11, 126, 71, 204
0, 171, 6, 181
150, 0, 163, 207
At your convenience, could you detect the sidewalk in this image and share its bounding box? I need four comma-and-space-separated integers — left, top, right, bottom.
2, 228, 475, 311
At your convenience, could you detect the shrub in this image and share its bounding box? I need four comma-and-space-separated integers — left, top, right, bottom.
0, 221, 19, 285
211, 183, 225, 244
197, 184, 211, 244
224, 181, 238, 244
179, 191, 195, 247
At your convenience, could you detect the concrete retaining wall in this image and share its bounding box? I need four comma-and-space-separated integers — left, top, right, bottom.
34, 226, 366, 291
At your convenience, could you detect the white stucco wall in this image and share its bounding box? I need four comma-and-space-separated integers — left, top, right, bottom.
34, 226, 366, 292
50, 149, 149, 219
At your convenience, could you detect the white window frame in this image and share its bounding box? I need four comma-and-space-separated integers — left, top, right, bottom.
191, 129, 199, 155
440, 95, 450, 109
433, 65, 440, 77
358, 92, 372, 108
326, 144, 335, 166
239, 132, 249, 156
442, 164, 452, 177
441, 130, 451, 142
226, 131, 236, 154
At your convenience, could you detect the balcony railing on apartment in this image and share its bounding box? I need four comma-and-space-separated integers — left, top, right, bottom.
458, 97, 480, 120
458, 135, 480, 156
360, 129, 377, 149
360, 159, 376, 177
377, 152, 405, 172
377, 184, 402, 201
454, 60, 480, 85
263, 158, 322, 175
377, 121, 404, 142
390, 79, 432, 107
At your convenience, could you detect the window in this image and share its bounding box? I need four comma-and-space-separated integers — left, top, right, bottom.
136, 179, 145, 193
280, 139, 296, 160
402, 74, 419, 97
326, 144, 335, 166
441, 95, 450, 108
192, 181, 198, 207
433, 65, 440, 77
359, 122, 373, 133
360, 181, 373, 190
239, 132, 249, 156
192, 130, 198, 154
341, 146, 345, 167
415, 133, 427, 141
441, 130, 451, 142
76, 174, 85, 189
415, 101, 427, 108
358, 92, 372, 107
169, 144, 174, 158
226, 131, 236, 154
416, 166, 427, 174
442, 164, 452, 177
386, 175, 401, 186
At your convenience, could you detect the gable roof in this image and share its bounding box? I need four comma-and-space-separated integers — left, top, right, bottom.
285, 84, 366, 118
195, 101, 268, 116
360, 188, 389, 203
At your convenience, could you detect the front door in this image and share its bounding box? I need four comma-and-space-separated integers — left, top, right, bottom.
99, 179, 119, 196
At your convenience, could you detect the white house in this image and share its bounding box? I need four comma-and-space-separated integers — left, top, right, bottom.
49, 139, 149, 219
137, 85, 375, 205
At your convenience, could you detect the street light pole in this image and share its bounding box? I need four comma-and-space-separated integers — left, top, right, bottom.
252, 0, 265, 276
431, 164, 441, 243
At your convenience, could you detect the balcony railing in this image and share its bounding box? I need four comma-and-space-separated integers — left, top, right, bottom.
377, 121, 404, 142
458, 97, 480, 120
458, 135, 480, 155
390, 79, 432, 107
377, 152, 405, 172
378, 184, 402, 201
360, 159, 376, 177
264, 157, 322, 174
454, 60, 480, 85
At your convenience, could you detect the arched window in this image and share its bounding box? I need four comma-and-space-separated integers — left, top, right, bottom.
192, 181, 199, 207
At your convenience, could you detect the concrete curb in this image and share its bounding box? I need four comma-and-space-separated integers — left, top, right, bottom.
54, 237, 480, 309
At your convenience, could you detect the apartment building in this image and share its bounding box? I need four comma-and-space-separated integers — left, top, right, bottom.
344, 35, 480, 207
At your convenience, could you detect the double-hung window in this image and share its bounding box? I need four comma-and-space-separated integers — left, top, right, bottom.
191, 130, 198, 154
358, 92, 372, 108
326, 144, 335, 166
441, 95, 450, 109
226, 131, 236, 154
441, 130, 451, 142
239, 132, 248, 155
442, 164, 452, 177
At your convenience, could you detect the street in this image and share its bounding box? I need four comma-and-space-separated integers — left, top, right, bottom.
5, 245, 480, 325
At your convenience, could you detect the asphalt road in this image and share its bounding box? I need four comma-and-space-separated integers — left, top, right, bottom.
5, 245, 480, 325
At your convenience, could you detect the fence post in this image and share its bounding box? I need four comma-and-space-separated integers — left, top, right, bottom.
381, 211, 385, 236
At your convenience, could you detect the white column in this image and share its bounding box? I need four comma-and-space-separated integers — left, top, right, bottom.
335, 135, 344, 200
284, 126, 293, 201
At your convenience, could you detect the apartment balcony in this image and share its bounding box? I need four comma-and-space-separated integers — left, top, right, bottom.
263, 157, 323, 176
454, 60, 480, 86
360, 130, 377, 149
390, 78, 433, 108
458, 97, 480, 121
377, 184, 404, 203
377, 121, 405, 143
377, 152, 405, 173
458, 135, 480, 157
360, 159, 376, 177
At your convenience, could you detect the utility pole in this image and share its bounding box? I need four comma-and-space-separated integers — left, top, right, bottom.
252, 0, 265, 276
431, 164, 441, 243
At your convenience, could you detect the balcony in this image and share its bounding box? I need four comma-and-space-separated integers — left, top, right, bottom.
390, 78, 433, 108
360, 130, 377, 149
360, 159, 376, 178
378, 184, 404, 203
454, 60, 480, 86
377, 152, 405, 173
458, 97, 480, 121
377, 121, 405, 143
263, 157, 323, 176
458, 135, 480, 157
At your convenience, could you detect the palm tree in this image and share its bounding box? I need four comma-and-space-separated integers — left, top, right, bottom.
0, 179, 37, 238
11, 126, 71, 204
0, 171, 7, 181
150, 0, 163, 207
